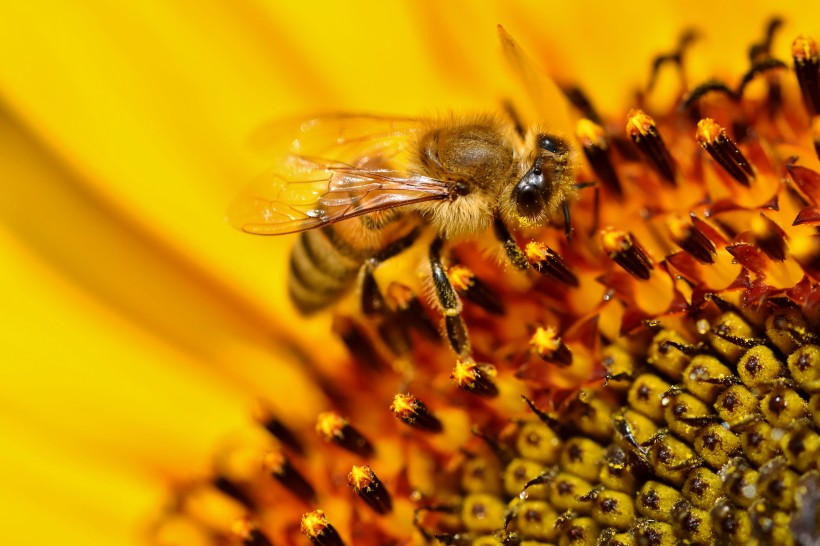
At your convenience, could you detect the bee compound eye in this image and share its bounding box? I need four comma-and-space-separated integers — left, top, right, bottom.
514, 169, 547, 220
538, 135, 563, 154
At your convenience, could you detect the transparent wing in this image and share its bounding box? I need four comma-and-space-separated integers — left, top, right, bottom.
228, 155, 452, 235
497, 25, 574, 137
250, 113, 427, 163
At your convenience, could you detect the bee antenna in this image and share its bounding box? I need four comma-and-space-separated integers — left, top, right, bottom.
562, 201, 572, 241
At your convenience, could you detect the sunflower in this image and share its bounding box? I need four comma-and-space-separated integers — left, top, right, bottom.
1, 2, 819, 546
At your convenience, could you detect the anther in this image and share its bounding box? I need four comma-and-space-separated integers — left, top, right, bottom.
253, 404, 304, 455
524, 241, 579, 286
626, 109, 677, 185
448, 264, 504, 315
231, 517, 274, 546
793, 36, 820, 117
696, 118, 755, 186
347, 465, 392, 514
263, 450, 316, 503
600, 228, 654, 280
333, 316, 386, 372
666, 215, 717, 264
529, 326, 573, 366
301, 510, 345, 546
315, 412, 374, 457
450, 360, 498, 397
212, 476, 255, 509
577, 118, 622, 195
390, 393, 443, 433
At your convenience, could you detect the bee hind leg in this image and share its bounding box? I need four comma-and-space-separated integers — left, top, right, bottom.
358, 227, 422, 316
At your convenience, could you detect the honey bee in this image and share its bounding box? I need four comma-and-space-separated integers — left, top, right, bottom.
228, 29, 577, 361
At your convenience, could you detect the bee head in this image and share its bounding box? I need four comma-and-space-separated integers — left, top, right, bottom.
503, 133, 575, 230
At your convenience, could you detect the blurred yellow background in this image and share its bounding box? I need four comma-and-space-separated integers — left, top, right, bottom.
0, 1, 815, 544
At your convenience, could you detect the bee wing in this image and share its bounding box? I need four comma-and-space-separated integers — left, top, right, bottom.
228, 156, 452, 235
497, 25, 574, 137
250, 113, 426, 162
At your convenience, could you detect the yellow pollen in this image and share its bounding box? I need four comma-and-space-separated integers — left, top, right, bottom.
451, 360, 479, 387
601, 227, 632, 255
626, 109, 655, 138
348, 465, 374, 490
524, 241, 548, 263
576, 118, 607, 148
696, 118, 723, 145
530, 326, 561, 355
231, 516, 256, 540
812, 115, 820, 138
792, 35, 818, 61
390, 393, 416, 418
301, 510, 329, 538
448, 265, 475, 291
316, 412, 347, 441
262, 450, 286, 474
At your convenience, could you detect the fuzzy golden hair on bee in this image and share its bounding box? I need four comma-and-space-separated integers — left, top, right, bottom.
408, 112, 518, 239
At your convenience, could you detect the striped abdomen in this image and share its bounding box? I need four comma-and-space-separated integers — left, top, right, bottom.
288, 211, 414, 314
288, 224, 367, 314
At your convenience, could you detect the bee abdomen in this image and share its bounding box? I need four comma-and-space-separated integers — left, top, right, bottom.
288, 227, 364, 314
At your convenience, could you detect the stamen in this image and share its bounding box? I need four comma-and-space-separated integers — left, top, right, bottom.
600, 228, 654, 280
301, 510, 345, 546
695, 118, 755, 186
448, 265, 504, 315
390, 393, 443, 432
333, 315, 385, 372
576, 118, 622, 195
253, 405, 305, 455
529, 326, 573, 367
231, 517, 274, 546
263, 450, 317, 503
666, 215, 717, 264
524, 241, 579, 286
563, 85, 602, 124
212, 476, 255, 509
793, 36, 820, 117
626, 109, 677, 185
315, 412, 374, 457
450, 360, 498, 397
347, 465, 393, 514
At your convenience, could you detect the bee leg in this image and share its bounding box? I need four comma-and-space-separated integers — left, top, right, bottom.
429, 237, 471, 358
359, 227, 421, 316
492, 218, 529, 270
